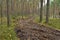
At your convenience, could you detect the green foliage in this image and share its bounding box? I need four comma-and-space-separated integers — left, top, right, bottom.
51, 0, 60, 6
0, 17, 18, 40
0, 25, 18, 40
48, 19, 60, 29
56, 0, 60, 6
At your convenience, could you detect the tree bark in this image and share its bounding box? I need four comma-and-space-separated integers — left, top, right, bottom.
46, 0, 50, 23
40, 0, 43, 22
6, 0, 9, 27
0, 0, 3, 25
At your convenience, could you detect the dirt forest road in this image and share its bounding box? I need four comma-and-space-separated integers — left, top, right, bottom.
15, 18, 60, 40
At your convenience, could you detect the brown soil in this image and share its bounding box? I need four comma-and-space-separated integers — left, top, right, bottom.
15, 18, 60, 40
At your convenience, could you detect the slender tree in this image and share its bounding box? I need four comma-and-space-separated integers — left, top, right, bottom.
40, 0, 43, 22
0, 0, 3, 25
46, 0, 50, 23
6, 0, 9, 27
11, 0, 13, 14
53, 0, 56, 18
21, 0, 24, 19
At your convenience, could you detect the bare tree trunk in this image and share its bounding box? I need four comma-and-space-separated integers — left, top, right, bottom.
46, 0, 50, 23
53, 0, 56, 18
6, 0, 9, 27
59, 12, 60, 19
11, 0, 13, 14
40, 0, 43, 22
0, 0, 3, 25
53, 1, 55, 18
21, 0, 24, 19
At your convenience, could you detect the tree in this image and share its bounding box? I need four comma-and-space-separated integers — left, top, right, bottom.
40, 0, 43, 22
46, 0, 50, 23
53, 0, 57, 18
6, 0, 9, 27
11, 0, 13, 14
53, 1, 55, 18
0, 0, 3, 24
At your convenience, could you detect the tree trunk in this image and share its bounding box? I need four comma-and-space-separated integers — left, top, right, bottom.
46, 0, 50, 23
6, 0, 9, 27
0, 0, 3, 25
40, 0, 43, 22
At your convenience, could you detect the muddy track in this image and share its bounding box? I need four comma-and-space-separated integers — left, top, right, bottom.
15, 18, 60, 40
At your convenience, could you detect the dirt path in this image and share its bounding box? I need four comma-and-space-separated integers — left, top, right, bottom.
15, 18, 60, 40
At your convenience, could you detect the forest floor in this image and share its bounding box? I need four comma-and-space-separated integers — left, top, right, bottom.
0, 16, 60, 40
15, 17, 60, 40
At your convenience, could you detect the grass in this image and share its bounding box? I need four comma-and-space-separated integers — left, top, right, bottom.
0, 16, 60, 40
0, 17, 18, 40
48, 18, 60, 29
34, 17, 60, 29
0, 25, 18, 40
